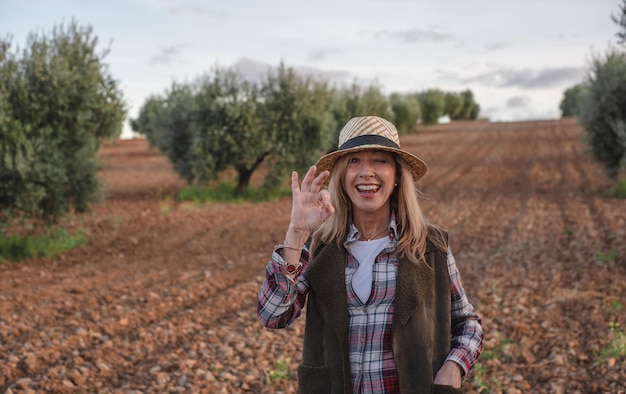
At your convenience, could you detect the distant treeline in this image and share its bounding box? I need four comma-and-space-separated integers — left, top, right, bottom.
131, 64, 480, 196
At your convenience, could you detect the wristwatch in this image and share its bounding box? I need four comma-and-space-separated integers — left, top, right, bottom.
286, 262, 302, 276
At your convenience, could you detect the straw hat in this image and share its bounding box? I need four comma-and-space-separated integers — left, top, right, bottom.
315, 116, 427, 181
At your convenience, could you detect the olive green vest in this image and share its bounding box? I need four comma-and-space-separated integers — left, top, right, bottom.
297, 230, 459, 394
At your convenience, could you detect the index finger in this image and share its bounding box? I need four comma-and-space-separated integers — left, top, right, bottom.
310, 170, 330, 193
291, 170, 302, 198
300, 165, 318, 192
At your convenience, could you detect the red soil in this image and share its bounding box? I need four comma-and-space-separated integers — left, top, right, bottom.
1, 118, 625, 393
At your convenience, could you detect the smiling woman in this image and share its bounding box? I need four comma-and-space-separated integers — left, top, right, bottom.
258, 116, 483, 393
342, 150, 397, 238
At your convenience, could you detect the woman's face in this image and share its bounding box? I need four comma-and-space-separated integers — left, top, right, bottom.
343, 150, 397, 219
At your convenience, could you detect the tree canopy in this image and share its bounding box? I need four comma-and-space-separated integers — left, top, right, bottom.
1, 20, 126, 221
559, 84, 587, 118
613, 0, 626, 45
578, 49, 626, 178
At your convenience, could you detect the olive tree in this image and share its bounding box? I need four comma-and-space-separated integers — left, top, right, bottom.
458, 90, 480, 120
131, 83, 196, 183
418, 89, 446, 125
389, 93, 421, 134
259, 64, 335, 190
132, 64, 335, 196
444, 92, 464, 120
578, 49, 626, 178
191, 67, 268, 195
0, 20, 125, 221
559, 84, 587, 118
329, 83, 392, 148
613, 0, 626, 45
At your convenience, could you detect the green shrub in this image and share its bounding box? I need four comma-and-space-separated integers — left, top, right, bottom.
596, 248, 619, 264
606, 178, 626, 198
267, 359, 290, 383
599, 322, 626, 360
0, 229, 88, 262
578, 48, 626, 179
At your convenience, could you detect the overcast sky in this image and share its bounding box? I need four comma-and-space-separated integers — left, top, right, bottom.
2, 0, 623, 137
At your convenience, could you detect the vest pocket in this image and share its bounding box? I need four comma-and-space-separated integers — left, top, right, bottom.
297, 364, 330, 394
432, 383, 463, 394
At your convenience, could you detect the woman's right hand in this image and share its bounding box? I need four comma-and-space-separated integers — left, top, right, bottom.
286, 166, 334, 243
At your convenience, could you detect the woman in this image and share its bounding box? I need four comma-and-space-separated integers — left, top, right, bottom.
258, 116, 483, 393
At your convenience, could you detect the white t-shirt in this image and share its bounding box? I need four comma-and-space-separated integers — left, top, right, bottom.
349, 237, 389, 304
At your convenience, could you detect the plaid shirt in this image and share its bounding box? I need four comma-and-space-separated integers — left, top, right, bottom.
258, 217, 483, 393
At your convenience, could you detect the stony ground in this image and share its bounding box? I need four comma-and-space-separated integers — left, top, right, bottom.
1, 118, 625, 393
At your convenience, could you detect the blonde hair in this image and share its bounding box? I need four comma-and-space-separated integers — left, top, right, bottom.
312, 153, 447, 264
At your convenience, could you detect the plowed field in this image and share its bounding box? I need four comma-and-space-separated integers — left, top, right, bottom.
1, 118, 625, 393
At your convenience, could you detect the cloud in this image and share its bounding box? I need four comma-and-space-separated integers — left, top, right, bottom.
307, 48, 342, 62
229, 58, 274, 84
462, 67, 585, 89
372, 28, 454, 43
297, 66, 353, 85
434, 69, 460, 81
168, 4, 227, 19
484, 42, 508, 51
506, 96, 531, 108
149, 45, 185, 65
229, 58, 353, 86
478, 106, 500, 120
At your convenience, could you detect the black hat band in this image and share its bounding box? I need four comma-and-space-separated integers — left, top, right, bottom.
339, 135, 399, 151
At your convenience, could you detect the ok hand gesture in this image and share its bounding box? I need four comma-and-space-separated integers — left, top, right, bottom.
287, 166, 335, 241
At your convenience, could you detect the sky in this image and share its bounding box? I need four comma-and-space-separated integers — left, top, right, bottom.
1, 0, 623, 138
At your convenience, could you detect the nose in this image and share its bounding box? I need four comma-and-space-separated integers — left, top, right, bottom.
359, 161, 374, 177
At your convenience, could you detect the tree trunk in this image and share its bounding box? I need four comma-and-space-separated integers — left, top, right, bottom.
234, 152, 271, 197
235, 169, 253, 197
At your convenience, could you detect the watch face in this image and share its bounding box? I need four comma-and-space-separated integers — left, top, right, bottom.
286, 263, 301, 274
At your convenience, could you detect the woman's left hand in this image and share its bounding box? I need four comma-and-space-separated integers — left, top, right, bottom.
288, 165, 334, 237
433, 360, 462, 388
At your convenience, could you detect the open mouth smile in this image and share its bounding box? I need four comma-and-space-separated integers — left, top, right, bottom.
356, 184, 380, 192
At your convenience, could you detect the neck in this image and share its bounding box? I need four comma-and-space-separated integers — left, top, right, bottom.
353, 212, 390, 241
